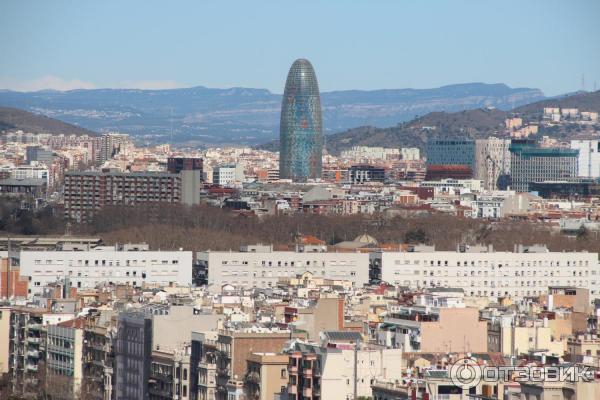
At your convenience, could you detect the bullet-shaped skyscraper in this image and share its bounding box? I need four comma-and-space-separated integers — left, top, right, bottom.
279, 59, 323, 181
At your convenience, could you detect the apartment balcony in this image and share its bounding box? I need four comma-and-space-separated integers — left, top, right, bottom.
288, 365, 298, 374
288, 385, 297, 395
26, 337, 41, 344
28, 323, 42, 331
245, 371, 260, 384
25, 364, 38, 372
302, 387, 312, 397
27, 350, 39, 358
302, 369, 313, 377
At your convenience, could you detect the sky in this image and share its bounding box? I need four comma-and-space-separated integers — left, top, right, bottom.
0, 1, 599, 96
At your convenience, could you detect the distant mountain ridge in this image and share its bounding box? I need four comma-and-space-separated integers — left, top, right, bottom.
0, 83, 544, 145
317, 90, 600, 155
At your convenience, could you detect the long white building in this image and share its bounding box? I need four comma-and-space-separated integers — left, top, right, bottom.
199, 244, 370, 293
377, 245, 600, 300
19, 243, 192, 295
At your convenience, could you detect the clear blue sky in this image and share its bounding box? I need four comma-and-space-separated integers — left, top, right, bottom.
1, 0, 598, 95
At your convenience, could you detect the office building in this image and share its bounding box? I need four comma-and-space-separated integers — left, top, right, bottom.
426, 139, 475, 172
198, 244, 370, 293
510, 140, 579, 192
279, 59, 323, 181
348, 164, 386, 183
376, 245, 600, 300
570, 139, 600, 178
19, 244, 193, 295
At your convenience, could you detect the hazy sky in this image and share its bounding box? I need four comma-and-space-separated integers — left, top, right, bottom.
1, 1, 598, 95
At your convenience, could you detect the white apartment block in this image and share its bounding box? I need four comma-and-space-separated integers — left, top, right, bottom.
378, 245, 600, 300
570, 139, 600, 178
213, 164, 244, 186
340, 146, 400, 161
19, 244, 193, 295
199, 244, 369, 292
401, 147, 421, 161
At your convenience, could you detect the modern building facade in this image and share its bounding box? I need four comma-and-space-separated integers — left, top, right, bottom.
199, 244, 370, 293
348, 164, 386, 184
114, 311, 153, 400
279, 59, 323, 181
509, 140, 579, 192
475, 137, 511, 190
19, 244, 193, 295
377, 245, 600, 300
426, 139, 476, 171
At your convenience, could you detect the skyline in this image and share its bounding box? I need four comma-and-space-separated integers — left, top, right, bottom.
0, 1, 598, 96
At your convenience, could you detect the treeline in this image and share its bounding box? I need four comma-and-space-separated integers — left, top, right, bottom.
1, 199, 598, 253
76, 203, 600, 253
0, 198, 65, 235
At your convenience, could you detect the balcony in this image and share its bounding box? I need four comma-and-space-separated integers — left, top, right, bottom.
245, 371, 260, 384
27, 350, 39, 358
27, 337, 41, 344
25, 364, 38, 372
302, 387, 312, 397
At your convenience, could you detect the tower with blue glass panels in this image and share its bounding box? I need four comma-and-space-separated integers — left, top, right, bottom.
279, 59, 323, 181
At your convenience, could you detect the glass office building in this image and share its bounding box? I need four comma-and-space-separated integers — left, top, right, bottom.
279, 59, 323, 181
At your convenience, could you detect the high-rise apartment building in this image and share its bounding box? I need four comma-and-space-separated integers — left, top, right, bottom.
114, 312, 152, 400
279, 59, 323, 181
509, 140, 578, 192
99, 133, 132, 163
64, 171, 182, 222
475, 137, 511, 190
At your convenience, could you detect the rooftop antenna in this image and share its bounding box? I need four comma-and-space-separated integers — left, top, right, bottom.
581, 74, 585, 92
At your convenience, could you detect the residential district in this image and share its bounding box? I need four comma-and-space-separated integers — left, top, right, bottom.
1, 59, 600, 399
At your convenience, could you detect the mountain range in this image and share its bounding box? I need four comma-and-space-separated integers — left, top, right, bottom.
0, 83, 544, 145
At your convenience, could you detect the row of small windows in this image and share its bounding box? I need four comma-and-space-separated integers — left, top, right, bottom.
412, 269, 596, 277
393, 259, 591, 267
34, 259, 179, 266
220, 260, 355, 267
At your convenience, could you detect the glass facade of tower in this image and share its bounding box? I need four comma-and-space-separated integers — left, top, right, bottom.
279, 59, 323, 181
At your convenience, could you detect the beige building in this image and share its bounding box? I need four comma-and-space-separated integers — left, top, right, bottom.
420, 307, 488, 353
244, 353, 289, 400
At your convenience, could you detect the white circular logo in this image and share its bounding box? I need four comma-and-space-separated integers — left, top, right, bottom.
450, 358, 482, 389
